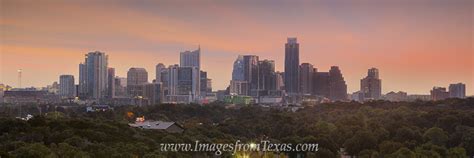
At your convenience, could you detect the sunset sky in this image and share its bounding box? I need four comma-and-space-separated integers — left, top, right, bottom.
1, 0, 473, 95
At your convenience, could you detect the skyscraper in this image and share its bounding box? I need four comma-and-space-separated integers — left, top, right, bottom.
168, 65, 200, 103
59, 75, 75, 98
313, 72, 330, 98
167, 64, 179, 97
329, 66, 347, 101
143, 82, 163, 105
243, 55, 259, 96
107, 68, 115, 98
300, 63, 314, 95
200, 71, 209, 96
232, 55, 245, 81
160, 68, 170, 96
449, 83, 466, 98
258, 59, 276, 91
284, 37, 300, 94
180, 47, 200, 69
155, 63, 166, 83
360, 68, 382, 100
177, 67, 200, 97
180, 47, 201, 100
127, 68, 148, 85
79, 63, 86, 98
127, 68, 148, 97
78, 51, 108, 100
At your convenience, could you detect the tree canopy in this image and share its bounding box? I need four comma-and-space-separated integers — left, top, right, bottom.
0, 98, 473, 157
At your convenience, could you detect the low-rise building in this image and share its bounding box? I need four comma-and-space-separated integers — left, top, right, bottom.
407, 94, 431, 101
384, 91, 408, 102
431, 87, 449, 101
129, 121, 184, 133
3, 90, 60, 104
224, 95, 253, 105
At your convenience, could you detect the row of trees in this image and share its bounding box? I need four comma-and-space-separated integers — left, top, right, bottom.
0, 98, 473, 157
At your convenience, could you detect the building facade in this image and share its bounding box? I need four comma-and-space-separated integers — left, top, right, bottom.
107, 68, 115, 98
127, 68, 148, 97
200, 71, 212, 96
232, 55, 245, 81
384, 91, 408, 102
230, 80, 249, 96
78, 51, 108, 100
313, 72, 330, 98
300, 63, 314, 95
449, 83, 466, 98
284, 37, 300, 94
59, 75, 75, 98
431, 87, 449, 101
114, 77, 127, 97
167, 65, 200, 103
258, 59, 276, 92
328, 66, 348, 101
143, 82, 163, 105
180, 47, 200, 69
155, 63, 166, 83
243, 55, 259, 96
275, 72, 284, 91
360, 68, 382, 100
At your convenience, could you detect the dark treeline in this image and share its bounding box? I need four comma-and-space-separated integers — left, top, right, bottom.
0, 98, 473, 157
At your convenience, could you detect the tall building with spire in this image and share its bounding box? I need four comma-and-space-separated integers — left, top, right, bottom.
284, 37, 300, 94
78, 51, 108, 100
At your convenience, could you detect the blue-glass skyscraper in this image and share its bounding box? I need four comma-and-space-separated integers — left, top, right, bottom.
79, 51, 108, 100
232, 55, 245, 81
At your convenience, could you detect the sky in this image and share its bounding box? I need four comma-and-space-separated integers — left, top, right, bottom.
1, 0, 473, 95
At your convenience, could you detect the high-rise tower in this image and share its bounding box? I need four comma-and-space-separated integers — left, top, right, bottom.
78, 51, 108, 100
284, 37, 300, 94
59, 75, 75, 98
329, 66, 347, 101
180, 47, 200, 69
360, 68, 382, 100
300, 63, 314, 95
243, 55, 259, 96
127, 67, 148, 97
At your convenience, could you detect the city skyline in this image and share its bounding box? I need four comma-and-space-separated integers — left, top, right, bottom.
1, 0, 473, 95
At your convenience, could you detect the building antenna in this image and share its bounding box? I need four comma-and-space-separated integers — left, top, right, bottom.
17, 69, 22, 88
